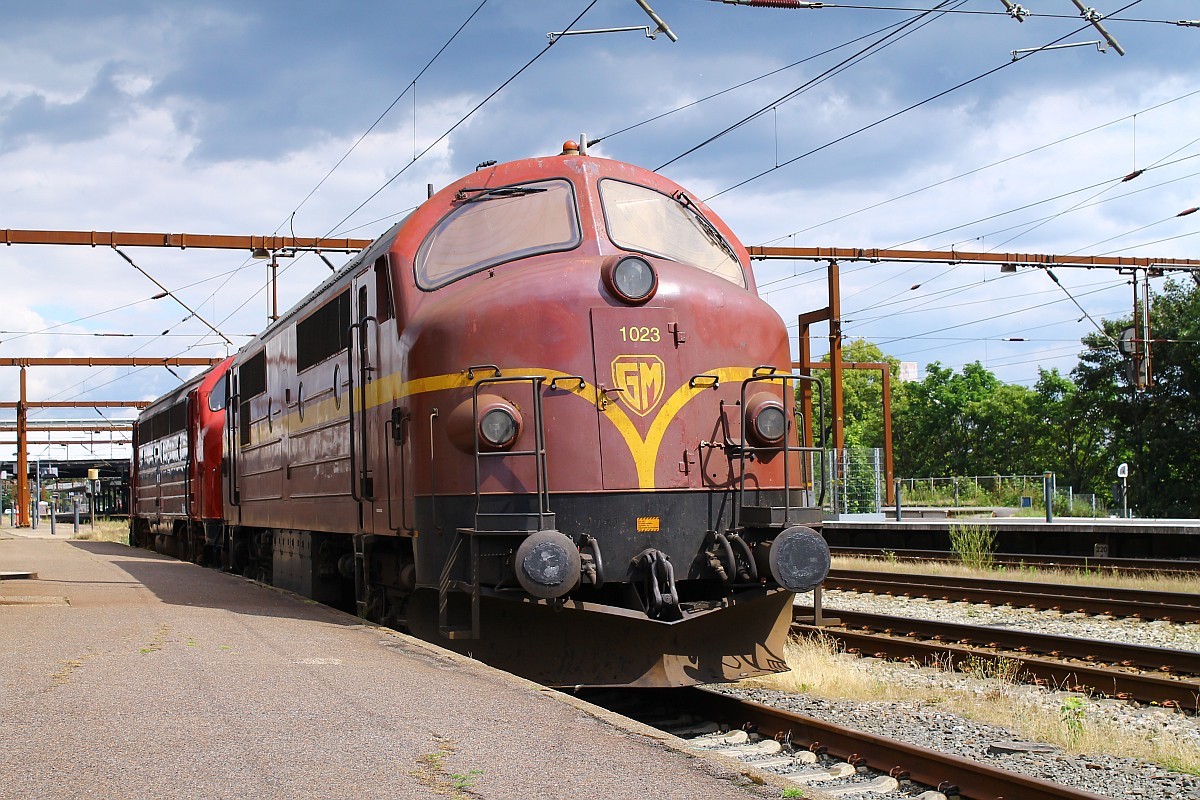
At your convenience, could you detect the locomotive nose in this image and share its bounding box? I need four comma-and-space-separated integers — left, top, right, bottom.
766, 525, 830, 593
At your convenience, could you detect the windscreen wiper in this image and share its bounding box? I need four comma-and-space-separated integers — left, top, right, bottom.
674, 191, 740, 264
455, 186, 548, 203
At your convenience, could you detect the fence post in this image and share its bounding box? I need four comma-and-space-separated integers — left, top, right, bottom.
894, 478, 903, 521
1044, 472, 1055, 523
873, 448, 882, 513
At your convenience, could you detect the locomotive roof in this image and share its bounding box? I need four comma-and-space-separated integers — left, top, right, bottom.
248, 217, 408, 346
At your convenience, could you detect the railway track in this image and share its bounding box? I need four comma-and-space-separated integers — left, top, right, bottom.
588, 686, 1113, 800
796, 607, 1200, 710
825, 568, 1200, 622
831, 547, 1200, 576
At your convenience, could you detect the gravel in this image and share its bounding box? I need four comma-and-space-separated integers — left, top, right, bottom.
708, 590, 1200, 799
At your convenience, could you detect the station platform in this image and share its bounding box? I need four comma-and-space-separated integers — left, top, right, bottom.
0, 531, 788, 800
823, 516, 1200, 560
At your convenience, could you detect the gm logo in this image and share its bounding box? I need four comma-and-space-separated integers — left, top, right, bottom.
611, 354, 666, 417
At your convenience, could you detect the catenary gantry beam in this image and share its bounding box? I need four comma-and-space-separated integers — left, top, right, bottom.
747, 246, 1200, 271
1, 229, 373, 253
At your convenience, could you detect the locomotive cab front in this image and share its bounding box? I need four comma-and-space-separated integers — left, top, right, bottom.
386, 142, 831, 686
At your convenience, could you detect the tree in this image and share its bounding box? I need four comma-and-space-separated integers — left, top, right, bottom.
1072, 278, 1200, 516
814, 340, 899, 450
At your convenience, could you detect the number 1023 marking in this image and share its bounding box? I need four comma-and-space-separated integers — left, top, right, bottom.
619, 326, 661, 343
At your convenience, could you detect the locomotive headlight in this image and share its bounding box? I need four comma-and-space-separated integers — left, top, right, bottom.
479, 404, 521, 449
745, 393, 787, 446
603, 255, 657, 304
480, 408, 517, 446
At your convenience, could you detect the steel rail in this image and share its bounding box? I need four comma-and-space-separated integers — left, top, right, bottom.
804, 607, 1200, 677
825, 570, 1200, 622
831, 547, 1200, 576
831, 568, 1200, 608
675, 687, 1113, 800
795, 621, 1200, 710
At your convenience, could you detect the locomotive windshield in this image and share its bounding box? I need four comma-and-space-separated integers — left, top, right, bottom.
599, 179, 746, 288
416, 179, 580, 289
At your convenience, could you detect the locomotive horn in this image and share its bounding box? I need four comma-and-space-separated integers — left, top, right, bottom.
766, 525, 830, 593
515, 530, 581, 599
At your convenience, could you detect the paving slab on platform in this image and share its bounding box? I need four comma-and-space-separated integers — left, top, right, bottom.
0, 536, 793, 800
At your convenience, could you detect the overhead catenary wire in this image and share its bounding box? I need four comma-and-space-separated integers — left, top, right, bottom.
703, 0, 1147, 201
657, 0, 965, 172
698, 0, 1189, 26
759, 89, 1200, 246
211, 1, 602, 333
588, 15, 913, 147
270, 1, 490, 237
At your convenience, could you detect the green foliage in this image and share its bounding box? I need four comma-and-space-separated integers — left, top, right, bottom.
1072, 278, 1200, 517
812, 339, 900, 450
948, 523, 995, 570
1060, 696, 1086, 744
781, 788, 805, 799
818, 277, 1200, 519
451, 770, 483, 790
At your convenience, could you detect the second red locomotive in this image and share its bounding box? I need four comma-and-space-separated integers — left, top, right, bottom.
132, 140, 830, 688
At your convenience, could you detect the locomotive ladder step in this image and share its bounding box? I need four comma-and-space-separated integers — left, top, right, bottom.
437, 530, 481, 639
739, 504, 822, 529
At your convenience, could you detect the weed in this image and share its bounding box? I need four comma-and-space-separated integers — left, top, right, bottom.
411, 737, 481, 799
1060, 697, 1086, 744
450, 770, 483, 791
882, 550, 899, 564
948, 523, 996, 571
782, 788, 805, 798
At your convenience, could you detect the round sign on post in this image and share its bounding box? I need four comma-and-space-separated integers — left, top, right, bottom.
1116, 463, 1129, 519
1117, 327, 1137, 357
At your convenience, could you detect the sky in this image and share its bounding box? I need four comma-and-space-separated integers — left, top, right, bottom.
1, 0, 1197, 463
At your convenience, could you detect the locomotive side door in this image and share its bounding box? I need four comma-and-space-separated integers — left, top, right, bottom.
350, 270, 381, 533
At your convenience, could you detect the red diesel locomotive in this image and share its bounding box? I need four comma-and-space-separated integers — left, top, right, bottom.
132, 141, 830, 688
131, 357, 233, 562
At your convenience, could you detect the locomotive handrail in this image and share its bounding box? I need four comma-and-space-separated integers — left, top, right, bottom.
359, 315, 378, 502
466, 364, 502, 380
470, 374, 553, 531
689, 374, 720, 389
383, 411, 412, 534
346, 321, 362, 505
549, 375, 585, 391
732, 372, 827, 532
752, 365, 778, 376
346, 315, 379, 507
226, 380, 241, 508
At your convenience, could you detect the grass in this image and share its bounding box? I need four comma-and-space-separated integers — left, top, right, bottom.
948, 523, 995, 571
70, 518, 130, 545
830, 554, 1200, 595
743, 634, 1200, 775
410, 737, 482, 798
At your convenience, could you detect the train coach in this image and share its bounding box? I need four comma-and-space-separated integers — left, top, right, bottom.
132, 140, 831, 688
